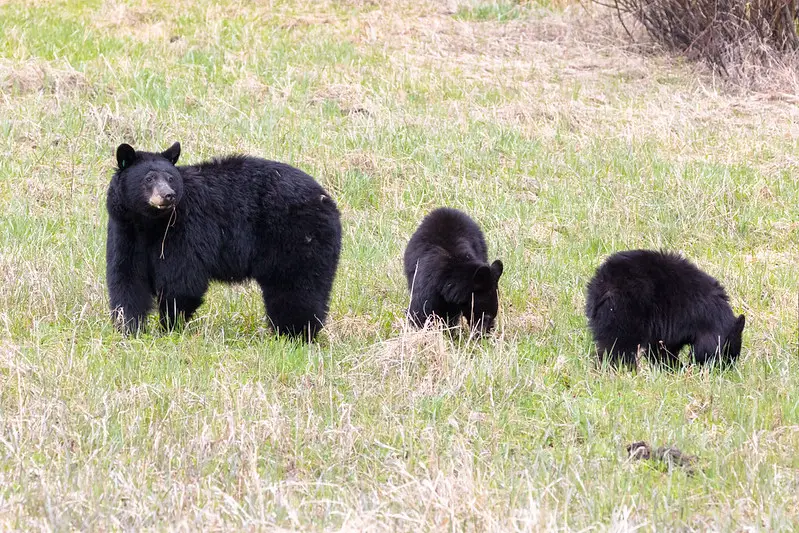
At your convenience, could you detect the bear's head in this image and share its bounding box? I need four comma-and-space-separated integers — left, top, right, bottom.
108, 142, 184, 221
721, 314, 746, 363
461, 259, 504, 335
693, 313, 746, 366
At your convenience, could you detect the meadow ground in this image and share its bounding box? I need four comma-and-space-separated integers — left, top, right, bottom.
1, 0, 799, 530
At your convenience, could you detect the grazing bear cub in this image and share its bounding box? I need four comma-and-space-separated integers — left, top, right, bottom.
404, 207, 504, 334
106, 142, 342, 340
585, 249, 746, 368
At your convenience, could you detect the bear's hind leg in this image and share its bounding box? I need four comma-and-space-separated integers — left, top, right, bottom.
158, 294, 204, 330
258, 279, 329, 341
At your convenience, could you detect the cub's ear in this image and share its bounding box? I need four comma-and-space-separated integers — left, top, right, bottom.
731, 314, 746, 336
116, 143, 136, 170
162, 142, 181, 165
491, 259, 504, 280
473, 264, 492, 291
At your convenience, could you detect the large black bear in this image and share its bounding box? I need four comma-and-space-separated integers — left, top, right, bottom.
403, 207, 503, 334
106, 142, 342, 340
585, 249, 746, 369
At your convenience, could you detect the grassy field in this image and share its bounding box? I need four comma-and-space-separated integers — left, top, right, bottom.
1, 0, 799, 530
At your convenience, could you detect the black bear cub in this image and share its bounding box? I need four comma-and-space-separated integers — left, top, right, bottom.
106, 142, 342, 340
404, 207, 504, 334
585, 249, 745, 368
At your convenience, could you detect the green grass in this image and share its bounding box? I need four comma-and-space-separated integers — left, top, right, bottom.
1, 0, 798, 530
454, 1, 530, 21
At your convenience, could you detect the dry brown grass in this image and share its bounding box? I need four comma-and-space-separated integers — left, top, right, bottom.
372, 4, 799, 172
0, 60, 90, 96
312, 83, 378, 116
93, 1, 169, 40
599, 0, 799, 85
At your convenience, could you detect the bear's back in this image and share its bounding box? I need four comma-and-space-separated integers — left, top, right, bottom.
586, 249, 730, 328
405, 207, 488, 265
172, 156, 336, 233
183, 156, 325, 199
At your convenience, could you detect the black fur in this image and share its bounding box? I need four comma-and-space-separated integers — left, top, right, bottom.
106, 142, 342, 340
403, 207, 503, 334
585, 249, 746, 368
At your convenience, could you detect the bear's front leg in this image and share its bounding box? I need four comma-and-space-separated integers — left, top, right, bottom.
107, 220, 153, 334
691, 333, 731, 367
406, 288, 445, 329
595, 340, 639, 370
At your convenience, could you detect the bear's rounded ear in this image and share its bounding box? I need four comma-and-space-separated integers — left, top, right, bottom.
116, 143, 136, 170
491, 259, 504, 280
733, 314, 746, 335
473, 265, 492, 291
162, 142, 181, 165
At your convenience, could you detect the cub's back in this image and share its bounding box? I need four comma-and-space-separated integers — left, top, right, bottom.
405, 208, 488, 265
586, 249, 726, 319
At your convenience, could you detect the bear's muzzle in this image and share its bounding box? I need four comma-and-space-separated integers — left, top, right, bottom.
149, 181, 176, 209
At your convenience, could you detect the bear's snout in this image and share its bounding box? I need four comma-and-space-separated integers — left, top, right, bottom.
148, 178, 177, 209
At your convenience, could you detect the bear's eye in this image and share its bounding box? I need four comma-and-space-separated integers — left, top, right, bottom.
145, 176, 154, 184
167, 176, 173, 183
